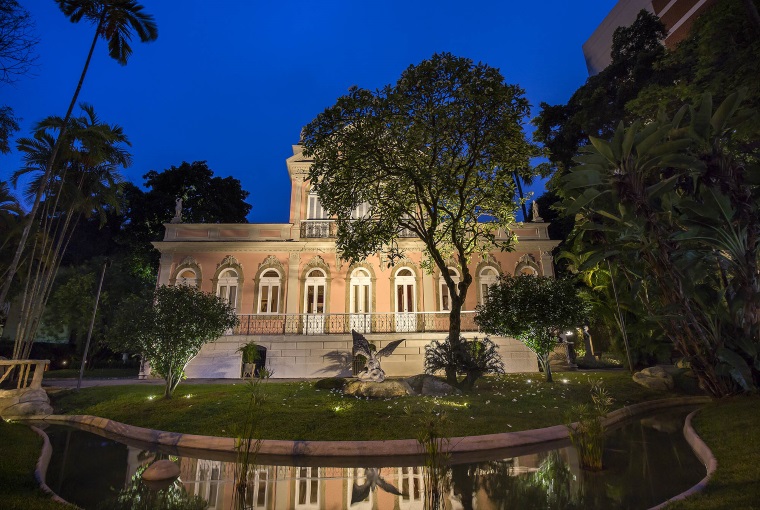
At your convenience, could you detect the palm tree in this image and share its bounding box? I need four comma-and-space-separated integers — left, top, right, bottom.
0, 0, 156, 319
10, 104, 130, 359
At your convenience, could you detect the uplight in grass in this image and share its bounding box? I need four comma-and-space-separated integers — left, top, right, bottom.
185, 394, 193, 399
526, 379, 532, 384
147, 395, 156, 401
562, 379, 570, 384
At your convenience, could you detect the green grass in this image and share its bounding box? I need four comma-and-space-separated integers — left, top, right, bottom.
50, 370, 703, 441
0, 420, 72, 509
45, 367, 139, 379
666, 395, 760, 510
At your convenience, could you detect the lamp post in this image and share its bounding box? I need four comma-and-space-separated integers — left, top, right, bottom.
77, 258, 111, 391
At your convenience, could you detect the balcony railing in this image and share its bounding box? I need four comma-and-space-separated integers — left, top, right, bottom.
230, 311, 478, 336
300, 220, 336, 238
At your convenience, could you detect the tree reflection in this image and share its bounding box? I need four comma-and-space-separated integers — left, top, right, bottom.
97, 466, 207, 510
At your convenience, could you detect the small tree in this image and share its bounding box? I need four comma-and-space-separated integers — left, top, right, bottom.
110, 285, 238, 398
476, 275, 589, 382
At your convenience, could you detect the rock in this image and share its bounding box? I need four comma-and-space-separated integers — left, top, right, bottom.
633, 366, 674, 391
142, 459, 181, 481
0, 387, 53, 418
675, 358, 691, 369
18, 388, 49, 403
404, 375, 461, 396
2, 401, 53, 418
344, 380, 413, 398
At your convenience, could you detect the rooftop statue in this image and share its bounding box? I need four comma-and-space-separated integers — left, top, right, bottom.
352, 330, 404, 383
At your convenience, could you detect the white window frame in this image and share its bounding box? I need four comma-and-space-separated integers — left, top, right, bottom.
257, 269, 282, 314
294, 466, 320, 509
217, 269, 239, 309
307, 191, 327, 219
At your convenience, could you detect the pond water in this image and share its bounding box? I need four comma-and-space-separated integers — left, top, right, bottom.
40, 407, 704, 510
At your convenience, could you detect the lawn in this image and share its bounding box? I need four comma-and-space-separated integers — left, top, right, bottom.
50, 370, 703, 441
667, 395, 760, 510
0, 421, 71, 510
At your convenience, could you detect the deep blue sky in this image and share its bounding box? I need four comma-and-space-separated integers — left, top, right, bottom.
1, 1, 616, 223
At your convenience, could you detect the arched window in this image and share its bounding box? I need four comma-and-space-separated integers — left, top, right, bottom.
258, 269, 282, 314
217, 268, 239, 308
520, 266, 538, 276
176, 269, 198, 287
439, 268, 460, 311
303, 268, 327, 334
350, 268, 372, 333
479, 267, 499, 305
394, 267, 416, 332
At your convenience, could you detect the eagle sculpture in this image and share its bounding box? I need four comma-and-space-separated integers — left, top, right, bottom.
352, 330, 404, 383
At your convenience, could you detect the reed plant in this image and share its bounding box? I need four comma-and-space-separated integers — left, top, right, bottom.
565, 378, 613, 471
232, 366, 273, 508
406, 403, 451, 510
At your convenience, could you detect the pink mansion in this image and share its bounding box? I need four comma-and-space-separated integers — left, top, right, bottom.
151, 141, 559, 378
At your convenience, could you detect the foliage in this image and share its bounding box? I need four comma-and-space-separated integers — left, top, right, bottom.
559, 92, 760, 397
405, 403, 451, 510
424, 336, 504, 390
236, 340, 260, 365
120, 161, 251, 268
10, 105, 130, 360
108, 284, 238, 398
0, 0, 157, 327
98, 464, 207, 510
533, 10, 667, 174
302, 52, 536, 385
0, 0, 37, 155
565, 379, 613, 471
0, 0, 37, 85
233, 374, 270, 507
476, 275, 589, 382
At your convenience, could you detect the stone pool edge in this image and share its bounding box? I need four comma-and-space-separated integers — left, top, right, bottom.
648, 408, 717, 510
30, 425, 78, 508
36, 395, 711, 457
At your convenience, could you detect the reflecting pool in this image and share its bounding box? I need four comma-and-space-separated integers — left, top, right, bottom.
40, 407, 705, 510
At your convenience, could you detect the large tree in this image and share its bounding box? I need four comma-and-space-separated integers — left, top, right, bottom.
476, 275, 589, 383
559, 93, 760, 397
302, 53, 535, 385
120, 161, 252, 268
109, 284, 238, 398
0, 0, 157, 315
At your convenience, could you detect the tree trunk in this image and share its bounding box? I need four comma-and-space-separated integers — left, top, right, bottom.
742, 0, 760, 32
544, 358, 553, 383
513, 171, 529, 221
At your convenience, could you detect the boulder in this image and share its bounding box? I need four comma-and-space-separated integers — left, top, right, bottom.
344, 380, 413, 398
0, 387, 53, 418
142, 459, 181, 481
405, 375, 461, 396
633, 366, 674, 391
2, 401, 53, 418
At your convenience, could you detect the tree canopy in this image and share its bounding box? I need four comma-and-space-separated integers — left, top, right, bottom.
302, 53, 536, 385
109, 284, 238, 398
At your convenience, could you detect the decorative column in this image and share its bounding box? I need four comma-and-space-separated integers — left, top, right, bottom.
540, 250, 555, 277
285, 252, 301, 313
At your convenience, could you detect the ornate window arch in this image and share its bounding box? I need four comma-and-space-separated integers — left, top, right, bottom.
170, 256, 202, 287
514, 254, 540, 276
254, 256, 285, 314
301, 256, 331, 315
388, 260, 422, 314
212, 255, 244, 312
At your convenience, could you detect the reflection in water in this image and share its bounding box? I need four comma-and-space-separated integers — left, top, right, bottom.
43, 408, 705, 510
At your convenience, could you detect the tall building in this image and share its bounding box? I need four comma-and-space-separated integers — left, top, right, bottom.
583, 0, 717, 75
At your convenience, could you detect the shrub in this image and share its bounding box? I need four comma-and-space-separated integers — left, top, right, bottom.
424, 336, 504, 390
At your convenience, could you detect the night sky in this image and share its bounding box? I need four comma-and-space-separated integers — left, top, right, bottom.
1, 1, 617, 223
